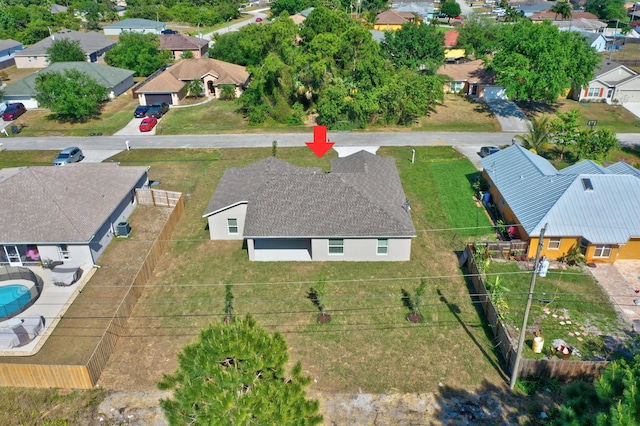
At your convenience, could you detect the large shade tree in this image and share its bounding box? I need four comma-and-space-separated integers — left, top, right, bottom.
380, 22, 444, 72
104, 31, 172, 77
586, 0, 628, 21
158, 315, 322, 426
489, 20, 599, 102
47, 38, 86, 63
456, 13, 502, 57
34, 69, 108, 121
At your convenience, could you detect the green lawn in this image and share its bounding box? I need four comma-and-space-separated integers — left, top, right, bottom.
485, 262, 620, 361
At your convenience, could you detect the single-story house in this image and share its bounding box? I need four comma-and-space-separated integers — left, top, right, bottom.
392, 2, 434, 20
481, 144, 640, 263
558, 27, 607, 52
0, 39, 23, 70
202, 151, 417, 261
103, 18, 165, 36
135, 58, 250, 105
14, 30, 116, 69
551, 17, 607, 32
50, 4, 68, 13
0, 163, 149, 267
437, 59, 507, 99
159, 33, 209, 60
374, 9, 419, 31
530, 9, 600, 21
3, 61, 135, 109
571, 58, 640, 104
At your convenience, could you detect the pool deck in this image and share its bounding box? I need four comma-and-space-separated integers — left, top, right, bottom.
0, 265, 95, 356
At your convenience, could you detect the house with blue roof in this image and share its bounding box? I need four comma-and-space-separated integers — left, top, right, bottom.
481, 145, 640, 263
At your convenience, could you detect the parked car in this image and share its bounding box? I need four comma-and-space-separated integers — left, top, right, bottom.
139, 116, 158, 132
2, 103, 26, 121
134, 105, 150, 118
255, 17, 263, 22
53, 147, 84, 166
146, 102, 169, 118
479, 146, 500, 157
492, 7, 506, 14
161, 29, 178, 34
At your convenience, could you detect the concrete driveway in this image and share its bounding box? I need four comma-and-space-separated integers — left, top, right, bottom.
114, 117, 158, 136
623, 102, 640, 119
485, 99, 530, 133
588, 260, 640, 327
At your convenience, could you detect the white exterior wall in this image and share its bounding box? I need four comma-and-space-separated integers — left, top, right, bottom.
15, 55, 49, 69
3, 96, 38, 109
614, 78, 640, 103
207, 204, 247, 240
574, 81, 609, 102
36, 244, 93, 265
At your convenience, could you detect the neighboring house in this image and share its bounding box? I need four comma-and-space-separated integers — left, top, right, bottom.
3, 61, 135, 109
159, 33, 209, 60
437, 59, 507, 99
481, 145, 640, 263
202, 151, 417, 262
515, 3, 554, 18
392, 2, 434, 19
444, 29, 465, 62
374, 9, 419, 31
103, 18, 165, 35
558, 28, 607, 52
135, 58, 250, 105
551, 18, 607, 32
571, 58, 640, 104
0, 163, 149, 267
0, 39, 23, 70
14, 30, 115, 69
530, 10, 600, 21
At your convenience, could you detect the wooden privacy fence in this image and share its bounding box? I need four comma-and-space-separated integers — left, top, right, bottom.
463, 244, 609, 381
136, 188, 182, 208
473, 240, 529, 261
0, 194, 185, 388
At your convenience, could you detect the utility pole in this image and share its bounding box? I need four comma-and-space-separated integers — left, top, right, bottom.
509, 223, 548, 390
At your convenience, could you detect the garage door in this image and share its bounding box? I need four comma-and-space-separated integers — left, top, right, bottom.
483, 86, 508, 100
144, 94, 173, 105
253, 239, 311, 261
617, 90, 640, 103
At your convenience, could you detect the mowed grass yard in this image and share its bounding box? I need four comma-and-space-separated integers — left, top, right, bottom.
92, 146, 505, 393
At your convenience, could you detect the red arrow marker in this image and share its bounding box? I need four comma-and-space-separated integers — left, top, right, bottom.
305, 126, 335, 158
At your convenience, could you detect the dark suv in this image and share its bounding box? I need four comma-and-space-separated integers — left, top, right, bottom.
134, 105, 150, 118
146, 102, 169, 118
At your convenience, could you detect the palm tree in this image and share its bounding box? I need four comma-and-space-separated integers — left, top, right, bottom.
550, 1, 572, 21
516, 114, 552, 154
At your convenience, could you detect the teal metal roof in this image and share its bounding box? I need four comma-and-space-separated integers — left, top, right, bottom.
481, 145, 640, 244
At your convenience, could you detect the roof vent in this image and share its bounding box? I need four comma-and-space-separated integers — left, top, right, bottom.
403, 198, 411, 212
582, 178, 594, 191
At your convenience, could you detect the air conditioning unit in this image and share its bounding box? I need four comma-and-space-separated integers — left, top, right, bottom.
116, 221, 131, 237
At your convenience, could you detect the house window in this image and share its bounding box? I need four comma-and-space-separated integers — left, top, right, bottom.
450, 81, 463, 93
227, 218, 238, 235
548, 237, 561, 250
587, 87, 600, 97
58, 244, 70, 260
328, 239, 344, 255
377, 239, 388, 255
593, 245, 612, 258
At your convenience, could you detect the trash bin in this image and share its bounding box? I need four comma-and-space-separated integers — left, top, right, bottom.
11, 125, 19, 134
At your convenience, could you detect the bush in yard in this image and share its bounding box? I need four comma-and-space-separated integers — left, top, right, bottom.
158, 315, 322, 425
219, 84, 237, 100
401, 278, 426, 322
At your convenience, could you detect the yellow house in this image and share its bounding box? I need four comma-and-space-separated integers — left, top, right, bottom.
481, 145, 640, 263
374, 9, 419, 31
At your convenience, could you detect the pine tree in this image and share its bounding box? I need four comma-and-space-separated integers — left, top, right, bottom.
158, 315, 322, 425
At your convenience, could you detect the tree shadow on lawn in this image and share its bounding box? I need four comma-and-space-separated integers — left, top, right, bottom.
621, 144, 640, 158
515, 100, 559, 118
469, 98, 495, 117
437, 278, 508, 383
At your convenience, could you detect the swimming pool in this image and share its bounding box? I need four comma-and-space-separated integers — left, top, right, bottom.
0, 279, 39, 320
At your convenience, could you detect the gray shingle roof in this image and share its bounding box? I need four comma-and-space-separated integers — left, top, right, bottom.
103, 19, 165, 30
0, 163, 148, 243
3, 62, 134, 97
482, 145, 640, 243
204, 151, 416, 238
15, 30, 115, 57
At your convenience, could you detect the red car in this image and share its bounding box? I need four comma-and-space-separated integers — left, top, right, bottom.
139, 116, 158, 132
2, 103, 26, 121
255, 17, 263, 22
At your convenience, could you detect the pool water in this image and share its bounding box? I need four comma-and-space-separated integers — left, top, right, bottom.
0, 284, 32, 319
